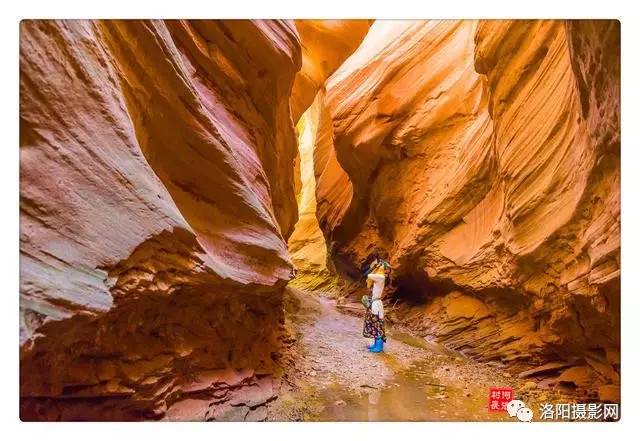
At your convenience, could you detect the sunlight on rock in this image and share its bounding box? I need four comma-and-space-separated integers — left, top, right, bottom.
19, 19, 620, 421
288, 96, 340, 293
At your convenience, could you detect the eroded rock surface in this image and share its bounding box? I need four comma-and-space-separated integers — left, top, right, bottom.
287, 22, 371, 293
19, 19, 621, 419
313, 19, 620, 397
20, 19, 300, 420
290, 20, 372, 122
287, 93, 340, 292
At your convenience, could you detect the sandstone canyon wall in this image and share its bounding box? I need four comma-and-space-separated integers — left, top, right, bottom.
19, 18, 621, 420
288, 20, 371, 293
20, 19, 302, 421
287, 92, 341, 293
290, 20, 372, 123
313, 19, 620, 398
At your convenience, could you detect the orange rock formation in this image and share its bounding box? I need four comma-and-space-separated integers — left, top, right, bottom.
19, 19, 620, 419
290, 20, 372, 122
312, 19, 619, 398
288, 20, 371, 292
288, 92, 341, 292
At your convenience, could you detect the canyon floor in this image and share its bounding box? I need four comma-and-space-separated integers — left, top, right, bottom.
266, 287, 559, 422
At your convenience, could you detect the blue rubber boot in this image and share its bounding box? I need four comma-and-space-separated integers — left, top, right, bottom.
369, 337, 384, 353
367, 339, 376, 350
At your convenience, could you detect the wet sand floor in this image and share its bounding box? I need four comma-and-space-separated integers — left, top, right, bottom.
268, 289, 546, 421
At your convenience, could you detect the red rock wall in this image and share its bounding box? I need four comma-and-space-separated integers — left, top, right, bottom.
313, 19, 619, 395
20, 19, 301, 420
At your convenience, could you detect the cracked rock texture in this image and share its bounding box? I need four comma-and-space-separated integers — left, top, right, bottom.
20, 19, 301, 420
313, 19, 619, 397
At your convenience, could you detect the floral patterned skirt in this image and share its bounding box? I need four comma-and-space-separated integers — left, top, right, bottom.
363, 308, 386, 341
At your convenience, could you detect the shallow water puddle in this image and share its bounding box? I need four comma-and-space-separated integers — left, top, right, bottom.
306, 357, 508, 421
276, 291, 515, 422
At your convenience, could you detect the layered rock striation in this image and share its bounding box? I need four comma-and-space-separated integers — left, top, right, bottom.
20, 19, 301, 420
287, 92, 340, 293
312, 19, 620, 397
19, 18, 621, 418
287, 21, 371, 293
290, 20, 372, 123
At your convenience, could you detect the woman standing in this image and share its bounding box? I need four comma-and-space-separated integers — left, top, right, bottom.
363, 263, 387, 353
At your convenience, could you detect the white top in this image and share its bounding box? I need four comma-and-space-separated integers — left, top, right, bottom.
367, 273, 385, 319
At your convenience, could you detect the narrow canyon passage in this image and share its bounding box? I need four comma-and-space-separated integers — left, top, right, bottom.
19, 19, 620, 421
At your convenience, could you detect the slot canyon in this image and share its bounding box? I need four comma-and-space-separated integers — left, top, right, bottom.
19, 19, 620, 421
